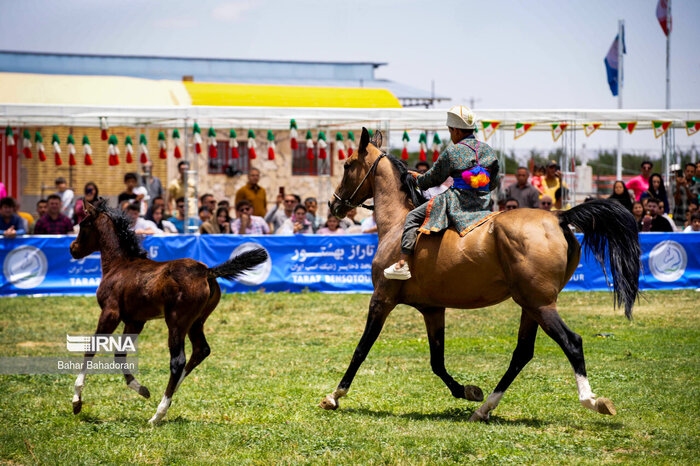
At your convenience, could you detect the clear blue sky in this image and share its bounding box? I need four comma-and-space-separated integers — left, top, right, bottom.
1, 0, 699, 156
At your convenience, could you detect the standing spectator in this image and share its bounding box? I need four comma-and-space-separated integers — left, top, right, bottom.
200, 193, 217, 213
626, 161, 653, 201
554, 187, 569, 211
673, 163, 698, 227
34, 194, 73, 234
640, 173, 669, 214
504, 198, 519, 211
683, 211, 700, 232
640, 198, 673, 232
36, 199, 48, 220
276, 204, 312, 235
139, 163, 164, 208
541, 161, 565, 200
304, 197, 322, 232
167, 161, 194, 213
234, 167, 267, 217
145, 205, 177, 234
198, 206, 212, 224
608, 180, 633, 212
539, 194, 553, 211
54, 177, 75, 219
118, 173, 148, 215
317, 214, 346, 235
231, 200, 270, 235
267, 194, 297, 233
200, 206, 232, 234
124, 204, 159, 235
531, 165, 545, 194
631, 201, 644, 230
167, 197, 201, 234
361, 212, 378, 233
339, 207, 362, 230
73, 182, 99, 224
0, 197, 26, 238
505, 166, 540, 209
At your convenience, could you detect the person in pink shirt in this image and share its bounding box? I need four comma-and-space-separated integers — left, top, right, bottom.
626, 161, 653, 201
317, 214, 346, 235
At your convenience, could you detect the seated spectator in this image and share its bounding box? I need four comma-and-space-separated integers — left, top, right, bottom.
36, 199, 48, 220
151, 196, 168, 216
231, 200, 270, 235
167, 197, 201, 234
145, 205, 177, 234
200, 193, 216, 213
305, 197, 322, 232
339, 207, 362, 230
55, 176, 75, 219
266, 194, 297, 233
539, 195, 553, 211
217, 199, 230, 212
608, 180, 633, 212
73, 182, 99, 224
631, 201, 644, 230
198, 206, 212, 224
34, 194, 74, 235
200, 206, 232, 234
684, 200, 698, 229
505, 167, 540, 209
124, 204, 160, 235
12, 200, 33, 233
118, 172, 148, 215
658, 201, 677, 232
317, 214, 346, 235
683, 211, 700, 232
504, 198, 519, 211
553, 187, 569, 211
640, 198, 673, 232
0, 197, 26, 238
276, 204, 312, 235
361, 212, 378, 233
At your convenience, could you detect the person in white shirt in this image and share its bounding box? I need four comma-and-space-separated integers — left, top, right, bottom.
124, 204, 161, 235
54, 177, 75, 219
683, 212, 700, 232
361, 213, 378, 234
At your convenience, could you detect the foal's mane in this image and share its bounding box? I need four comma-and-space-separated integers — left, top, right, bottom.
380, 150, 428, 208
93, 198, 148, 259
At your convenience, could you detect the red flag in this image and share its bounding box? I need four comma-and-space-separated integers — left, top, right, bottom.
656, 0, 671, 36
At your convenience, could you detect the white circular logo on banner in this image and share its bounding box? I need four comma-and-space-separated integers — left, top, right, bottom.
649, 240, 687, 283
3, 245, 49, 289
229, 242, 271, 286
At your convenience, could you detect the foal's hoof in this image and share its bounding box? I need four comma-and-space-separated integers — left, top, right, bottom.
319, 395, 338, 410
468, 410, 489, 422
595, 397, 617, 416
72, 399, 82, 415
464, 385, 484, 402
138, 385, 151, 399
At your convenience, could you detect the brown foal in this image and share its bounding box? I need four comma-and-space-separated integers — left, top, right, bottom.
322, 128, 641, 421
69, 199, 267, 423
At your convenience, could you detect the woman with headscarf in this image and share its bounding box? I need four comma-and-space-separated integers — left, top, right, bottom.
608, 180, 633, 212
200, 206, 231, 234
640, 173, 669, 214
145, 205, 177, 234
73, 182, 99, 224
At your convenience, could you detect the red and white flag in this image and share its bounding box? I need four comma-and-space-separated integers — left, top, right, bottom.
656, 0, 671, 36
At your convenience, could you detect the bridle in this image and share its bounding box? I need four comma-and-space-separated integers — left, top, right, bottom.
332, 152, 385, 211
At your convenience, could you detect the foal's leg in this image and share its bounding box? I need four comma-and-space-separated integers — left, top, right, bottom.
469, 310, 538, 422
148, 323, 187, 424
320, 294, 396, 410
73, 308, 120, 414
184, 319, 211, 377
118, 320, 150, 399
421, 307, 483, 401
534, 307, 616, 415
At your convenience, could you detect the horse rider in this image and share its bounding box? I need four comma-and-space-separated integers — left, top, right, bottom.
384, 105, 500, 280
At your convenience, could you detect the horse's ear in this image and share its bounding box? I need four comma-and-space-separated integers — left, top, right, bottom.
372, 130, 383, 150
358, 127, 370, 155
85, 200, 96, 216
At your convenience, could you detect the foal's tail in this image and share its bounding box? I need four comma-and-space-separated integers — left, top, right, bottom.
208, 248, 268, 281
557, 199, 641, 319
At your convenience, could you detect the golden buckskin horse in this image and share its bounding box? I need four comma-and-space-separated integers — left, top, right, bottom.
321, 128, 640, 421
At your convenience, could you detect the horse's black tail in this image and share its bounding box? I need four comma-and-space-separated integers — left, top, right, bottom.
558, 199, 641, 320
207, 248, 268, 281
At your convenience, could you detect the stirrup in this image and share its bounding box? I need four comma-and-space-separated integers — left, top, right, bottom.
383, 262, 411, 280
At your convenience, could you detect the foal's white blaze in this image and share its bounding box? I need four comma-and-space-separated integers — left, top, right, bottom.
149, 395, 172, 424
575, 373, 597, 412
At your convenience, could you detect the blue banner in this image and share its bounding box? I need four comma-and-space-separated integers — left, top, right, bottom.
1, 233, 698, 296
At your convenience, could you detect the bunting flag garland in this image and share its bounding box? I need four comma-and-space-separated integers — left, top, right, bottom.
172, 129, 182, 158
124, 136, 134, 164
418, 132, 427, 161
67, 134, 77, 166
5, 126, 16, 157
652, 121, 672, 139
514, 123, 534, 139
685, 121, 699, 137
347, 131, 355, 156
551, 123, 568, 142
158, 131, 167, 159
52, 134, 62, 166
247, 129, 257, 159
35, 132, 46, 162
431, 133, 441, 162
82, 135, 93, 166
583, 123, 602, 137
22, 129, 32, 158
618, 122, 637, 134
108, 135, 120, 166
368, 129, 374, 138
207, 127, 217, 159
193, 123, 203, 155
99, 117, 108, 140
481, 121, 500, 141
335, 132, 346, 160
267, 130, 276, 160
139, 134, 149, 164
401, 131, 409, 160
656, 0, 671, 36
305, 130, 314, 160
289, 119, 298, 150
317, 131, 327, 159
229, 129, 239, 158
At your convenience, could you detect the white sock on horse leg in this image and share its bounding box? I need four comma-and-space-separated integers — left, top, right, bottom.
575, 373, 597, 411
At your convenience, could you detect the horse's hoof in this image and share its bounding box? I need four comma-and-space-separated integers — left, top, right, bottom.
464, 385, 484, 402
595, 397, 616, 415
72, 399, 82, 415
319, 395, 338, 410
139, 385, 151, 399
468, 410, 489, 422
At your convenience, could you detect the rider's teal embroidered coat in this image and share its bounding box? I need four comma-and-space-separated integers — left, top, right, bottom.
416, 136, 500, 236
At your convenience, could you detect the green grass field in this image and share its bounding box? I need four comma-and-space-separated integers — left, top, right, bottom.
0, 290, 698, 464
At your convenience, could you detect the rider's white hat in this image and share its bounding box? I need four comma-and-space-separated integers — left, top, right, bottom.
446, 105, 477, 130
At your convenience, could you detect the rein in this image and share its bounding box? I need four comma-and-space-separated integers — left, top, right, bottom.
333, 152, 385, 211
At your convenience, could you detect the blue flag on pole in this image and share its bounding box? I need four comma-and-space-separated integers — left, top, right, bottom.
604, 25, 626, 96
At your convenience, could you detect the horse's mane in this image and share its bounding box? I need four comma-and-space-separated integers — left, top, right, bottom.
93, 198, 148, 259
384, 153, 428, 208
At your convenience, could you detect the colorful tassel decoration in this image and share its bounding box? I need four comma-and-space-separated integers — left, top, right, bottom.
108, 135, 120, 166
125, 136, 134, 164
158, 131, 167, 159
401, 130, 410, 160
229, 129, 239, 159
247, 130, 257, 159
193, 123, 203, 155
317, 131, 327, 159
432, 133, 441, 162
172, 129, 182, 158
35, 132, 46, 161
67, 134, 77, 166
99, 117, 108, 140
267, 130, 275, 160
305, 130, 314, 160
461, 166, 490, 190
418, 133, 427, 162
335, 132, 345, 160
22, 129, 32, 158
139, 134, 149, 164
5, 126, 16, 157
347, 131, 355, 157
82, 135, 93, 165
207, 127, 217, 159
289, 119, 298, 150
52, 134, 62, 166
